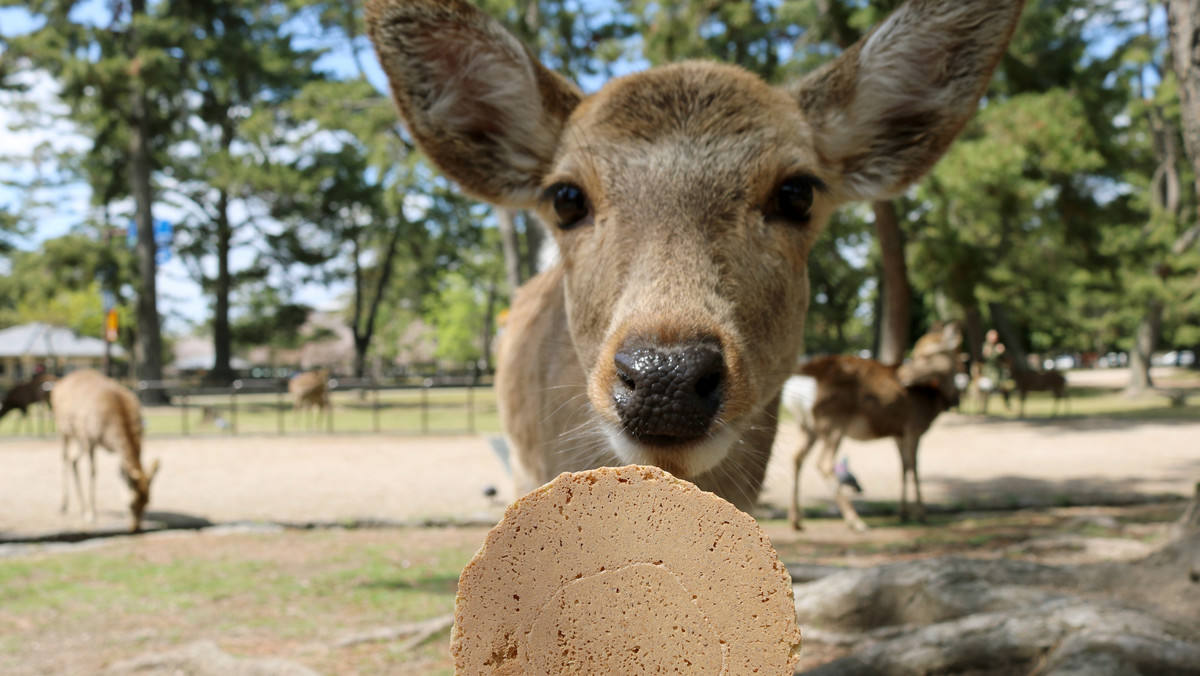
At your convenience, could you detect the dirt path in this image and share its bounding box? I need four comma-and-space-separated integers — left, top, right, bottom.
2, 412, 1197, 538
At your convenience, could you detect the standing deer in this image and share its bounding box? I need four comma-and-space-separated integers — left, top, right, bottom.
1011, 368, 1070, 418
0, 373, 55, 433
366, 0, 1024, 509
51, 369, 160, 532
288, 368, 331, 430
785, 324, 962, 531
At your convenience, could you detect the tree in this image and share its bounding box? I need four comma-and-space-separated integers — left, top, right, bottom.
167, 0, 320, 384
2, 0, 189, 401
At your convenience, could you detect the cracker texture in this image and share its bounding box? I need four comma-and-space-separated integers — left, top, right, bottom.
451, 465, 802, 674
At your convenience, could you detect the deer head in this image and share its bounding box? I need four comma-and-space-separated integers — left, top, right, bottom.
367, 0, 1022, 479
122, 458, 160, 532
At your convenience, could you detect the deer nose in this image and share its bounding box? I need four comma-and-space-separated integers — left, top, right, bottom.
612, 343, 725, 442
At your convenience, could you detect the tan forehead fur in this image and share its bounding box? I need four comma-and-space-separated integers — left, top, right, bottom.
553, 61, 822, 196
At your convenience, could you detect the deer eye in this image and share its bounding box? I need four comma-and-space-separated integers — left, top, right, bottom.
547, 183, 591, 230
775, 176, 818, 224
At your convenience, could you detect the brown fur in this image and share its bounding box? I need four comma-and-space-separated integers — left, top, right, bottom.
0, 373, 55, 431
789, 324, 963, 531
289, 368, 331, 429
1012, 369, 1069, 418
51, 369, 159, 532
367, 0, 1023, 508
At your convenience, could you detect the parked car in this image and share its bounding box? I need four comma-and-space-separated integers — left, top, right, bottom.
1160, 350, 1196, 367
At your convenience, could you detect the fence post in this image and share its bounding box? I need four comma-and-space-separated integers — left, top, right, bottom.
421, 378, 431, 435
467, 382, 475, 434
182, 390, 189, 436
327, 378, 336, 434
372, 378, 381, 434
231, 380, 242, 435
277, 382, 284, 436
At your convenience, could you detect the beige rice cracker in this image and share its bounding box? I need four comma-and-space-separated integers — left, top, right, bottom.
451, 465, 802, 674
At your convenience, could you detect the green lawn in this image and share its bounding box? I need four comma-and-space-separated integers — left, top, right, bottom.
1, 386, 502, 439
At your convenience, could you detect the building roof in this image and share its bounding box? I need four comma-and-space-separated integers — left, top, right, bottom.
0, 323, 126, 359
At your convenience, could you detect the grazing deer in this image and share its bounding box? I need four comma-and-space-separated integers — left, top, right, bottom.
785, 324, 963, 531
51, 369, 160, 532
0, 373, 55, 433
1011, 368, 1069, 418
366, 0, 1023, 509
288, 368, 331, 429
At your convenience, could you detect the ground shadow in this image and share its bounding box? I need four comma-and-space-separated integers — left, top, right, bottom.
358, 572, 460, 595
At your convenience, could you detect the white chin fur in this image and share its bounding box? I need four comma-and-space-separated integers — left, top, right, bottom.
605, 426, 740, 478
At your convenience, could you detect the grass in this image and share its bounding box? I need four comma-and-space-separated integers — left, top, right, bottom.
957, 383, 1200, 421
0, 386, 503, 439
0, 528, 487, 675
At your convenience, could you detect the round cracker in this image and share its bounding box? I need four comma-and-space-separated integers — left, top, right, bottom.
452, 465, 802, 674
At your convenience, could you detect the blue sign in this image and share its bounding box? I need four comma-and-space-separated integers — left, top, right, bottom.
127, 218, 173, 264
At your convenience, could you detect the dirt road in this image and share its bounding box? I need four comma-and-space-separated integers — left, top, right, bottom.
2, 411, 1197, 538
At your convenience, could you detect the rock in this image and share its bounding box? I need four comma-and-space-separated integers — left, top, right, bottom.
100, 640, 321, 676
794, 557, 1077, 632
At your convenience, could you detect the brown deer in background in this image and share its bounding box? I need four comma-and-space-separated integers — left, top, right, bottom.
1011, 368, 1070, 418
288, 368, 331, 430
51, 369, 160, 532
785, 323, 963, 531
0, 373, 55, 433
366, 0, 1023, 508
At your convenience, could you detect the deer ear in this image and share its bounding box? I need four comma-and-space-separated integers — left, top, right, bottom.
366, 0, 583, 207
792, 0, 1024, 202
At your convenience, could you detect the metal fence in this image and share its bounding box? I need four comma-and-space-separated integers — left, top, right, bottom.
0, 376, 499, 439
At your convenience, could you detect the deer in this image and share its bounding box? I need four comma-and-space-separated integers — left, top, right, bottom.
784, 323, 963, 531
0, 373, 55, 433
1011, 368, 1069, 418
51, 369, 160, 532
365, 0, 1024, 510
288, 368, 331, 430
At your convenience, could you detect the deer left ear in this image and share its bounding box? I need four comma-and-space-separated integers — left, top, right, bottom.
366, 0, 583, 207
792, 0, 1024, 202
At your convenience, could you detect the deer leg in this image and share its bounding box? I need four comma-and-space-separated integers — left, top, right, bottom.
60, 435, 73, 514
789, 429, 819, 531
817, 429, 866, 532
898, 433, 926, 523
85, 443, 98, 524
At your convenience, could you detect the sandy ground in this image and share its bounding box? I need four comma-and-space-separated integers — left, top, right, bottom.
2, 410, 1197, 538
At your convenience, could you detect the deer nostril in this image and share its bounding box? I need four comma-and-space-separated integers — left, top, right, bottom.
617, 369, 637, 391
695, 369, 721, 400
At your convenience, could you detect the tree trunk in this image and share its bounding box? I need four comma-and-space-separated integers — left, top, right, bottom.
522, 211, 546, 279
1168, 0, 1200, 228
964, 302, 985, 366
208, 188, 233, 385
873, 200, 910, 366
497, 208, 523, 292
481, 278, 498, 376
352, 215, 406, 379
130, 0, 167, 404
988, 302, 1030, 373
1128, 301, 1162, 393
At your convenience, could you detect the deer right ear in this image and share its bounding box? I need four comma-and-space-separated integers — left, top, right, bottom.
366, 0, 583, 207
792, 0, 1024, 203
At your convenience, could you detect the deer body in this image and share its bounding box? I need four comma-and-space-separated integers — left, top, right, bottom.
367, 0, 1023, 509
51, 369, 159, 532
288, 368, 331, 429
787, 356, 955, 531
1012, 369, 1069, 418
0, 373, 55, 431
